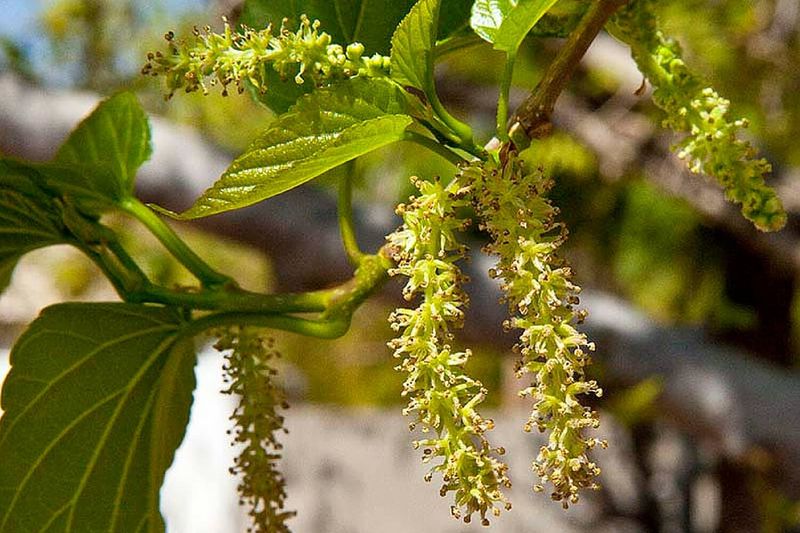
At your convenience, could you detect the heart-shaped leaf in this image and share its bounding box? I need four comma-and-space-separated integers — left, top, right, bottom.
16, 93, 154, 217
0, 303, 196, 533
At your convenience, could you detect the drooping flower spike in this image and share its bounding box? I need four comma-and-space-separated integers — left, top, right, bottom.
609, 0, 786, 232
461, 156, 605, 507
387, 175, 511, 525
216, 327, 294, 533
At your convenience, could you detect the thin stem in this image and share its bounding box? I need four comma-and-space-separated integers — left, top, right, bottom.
337, 171, 364, 266
73, 221, 329, 313
178, 251, 395, 341
79, 243, 145, 298
419, 117, 463, 147
114, 247, 390, 319
183, 312, 350, 340
428, 89, 474, 148
511, 0, 629, 140
405, 131, 467, 166
422, 114, 483, 157
322, 251, 392, 319
84, 230, 392, 320
130, 284, 328, 313
105, 238, 149, 282
120, 197, 233, 287
61, 195, 394, 343
497, 52, 517, 141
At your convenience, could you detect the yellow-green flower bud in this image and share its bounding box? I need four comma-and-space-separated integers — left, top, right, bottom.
346, 42, 366, 61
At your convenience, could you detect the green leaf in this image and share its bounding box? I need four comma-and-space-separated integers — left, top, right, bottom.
149, 338, 196, 498
0, 160, 70, 293
470, 0, 512, 43
470, 0, 558, 52
175, 78, 413, 219
19, 93, 153, 216
30, 163, 122, 215
0, 303, 196, 533
439, 0, 475, 38
391, 0, 441, 91
493, 0, 559, 52
55, 92, 151, 199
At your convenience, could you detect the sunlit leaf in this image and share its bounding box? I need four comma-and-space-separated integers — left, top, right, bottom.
55, 92, 151, 198
391, 0, 441, 91
470, 0, 558, 52
176, 78, 413, 219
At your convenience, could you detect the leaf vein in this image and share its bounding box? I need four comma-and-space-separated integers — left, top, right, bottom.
0, 324, 176, 451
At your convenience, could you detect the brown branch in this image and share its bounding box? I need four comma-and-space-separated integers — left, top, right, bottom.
511, 0, 629, 140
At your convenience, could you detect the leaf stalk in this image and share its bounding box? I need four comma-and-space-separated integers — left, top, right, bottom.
120, 197, 233, 287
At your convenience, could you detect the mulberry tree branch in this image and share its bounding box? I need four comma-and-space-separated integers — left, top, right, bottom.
510, 0, 629, 142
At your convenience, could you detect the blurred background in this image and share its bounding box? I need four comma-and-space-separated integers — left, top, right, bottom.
1, 0, 800, 531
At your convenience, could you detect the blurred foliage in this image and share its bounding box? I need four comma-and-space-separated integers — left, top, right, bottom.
274, 298, 504, 407
40, 0, 157, 89
614, 182, 756, 327
0, 38, 35, 81
156, 89, 275, 152
7, 217, 274, 299
113, 217, 273, 291
524, 132, 596, 176
605, 377, 663, 427
752, 473, 800, 533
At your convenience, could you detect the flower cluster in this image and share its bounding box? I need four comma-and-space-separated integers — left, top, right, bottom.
386, 176, 511, 525
142, 15, 390, 98
216, 327, 294, 533
609, 0, 786, 232
460, 156, 604, 508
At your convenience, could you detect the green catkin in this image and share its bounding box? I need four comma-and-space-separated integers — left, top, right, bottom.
460, 156, 605, 508
387, 176, 512, 525
608, 0, 786, 232
216, 327, 294, 533
142, 15, 391, 98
